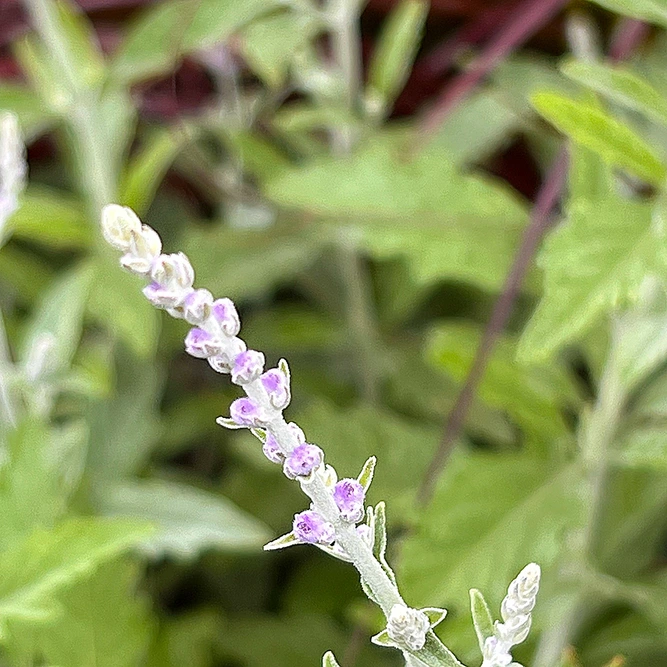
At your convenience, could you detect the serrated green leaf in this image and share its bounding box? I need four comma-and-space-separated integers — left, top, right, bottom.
518, 199, 666, 362
428, 321, 577, 447
531, 91, 666, 185
562, 59, 667, 127
400, 452, 584, 611
8, 186, 91, 249
0, 517, 152, 631
469, 589, 494, 652
265, 132, 528, 291
587, 0, 667, 28
96, 478, 270, 559
366, 0, 428, 113
111, 0, 277, 84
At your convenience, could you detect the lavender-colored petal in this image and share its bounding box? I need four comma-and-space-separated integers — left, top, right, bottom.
229, 397, 264, 427
143, 281, 190, 309
283, 443, 323, 479
212, 297, 240, 336
333, 478, 365, 522
184, 327, 220, 359
292, 510, 335, 545
207, 338, 247, 373
260, 368, 290, 409
231, 349, 265, 385
262, 432, 285, 464
183, 288, 213, 325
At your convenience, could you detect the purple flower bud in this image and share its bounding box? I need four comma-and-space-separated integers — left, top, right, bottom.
283, 443, 323, 479
230, 397, 265, 427
262, 432, 284, 464
260, 368, 290, 409
142, 281, 188, 309
293, 510, 335, 544
183, 288, 213, 325
212, 298, 240, 336
333, 478, 365, 522
231, 349, 265, 385
184, 328, 221, 359
207, 337, 247, 373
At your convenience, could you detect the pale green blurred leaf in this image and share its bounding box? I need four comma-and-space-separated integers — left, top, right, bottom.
400, 453, 584, 610
21, 262, 94, 375
428, 321, 578, 447
265, 132, 528, 291
241, 10, 320, 88
88, 253, 159, 358
531, 91, 666, 184
0, 517, 153, 632
469, 589, 494, 652
8, 186, 91, 250
519, 199, 666, 362
587, 0, 667, 28
28, 559, 153, 667
96, 478, 271, 559
0, 83, 57, 139
112, 0, 277, 83
366, 0, 428, 113
323, 650, 342, 667
562, 59, 667, 127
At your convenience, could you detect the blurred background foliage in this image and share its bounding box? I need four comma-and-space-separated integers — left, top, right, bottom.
0, 0, 667, 666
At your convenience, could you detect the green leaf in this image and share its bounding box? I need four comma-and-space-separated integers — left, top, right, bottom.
120, 128, 188, 216
21, 262, 94, 376
0, 419, 69, 548
322, 650, 342, 667
87, 252, 159, 358
0, 83, 57, 139
25, 559, 153, 667
264, 531, 299, 551
562, 59, 667, 127
366, 0, 428, 114
616, 428, 667, 470
400, 452, 584, 611
428, 321, 578, 447
421, 607, 448, 628
8, 186, 91, 250
518, 199, 667, 362
111, 0, 277, 84
357, 456, 376, 492
531, 91, 666, 185
241, 10, 320, 88
0, 517, 153, 632
469, 589, 494, 652
370, 629, 397, 648
265, 132, 528, 291
0, 245, 54, 302
96, 479, 271, 559
587, 0, 667, 28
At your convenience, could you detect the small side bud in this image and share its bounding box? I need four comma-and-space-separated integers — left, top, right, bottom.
386, 604, 430, 651
101, 204, 141, 252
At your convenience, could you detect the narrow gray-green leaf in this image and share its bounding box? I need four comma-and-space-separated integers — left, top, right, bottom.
562, 59, 667, 127
322, 650, 341, 667
587, 0, 667, 28
470, 588, 494, 652
532, 91, 666, 185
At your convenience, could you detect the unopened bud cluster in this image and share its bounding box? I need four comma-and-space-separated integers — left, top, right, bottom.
386, 604, 430, 651
101, 204, 370, 555
482, 563, 541, 667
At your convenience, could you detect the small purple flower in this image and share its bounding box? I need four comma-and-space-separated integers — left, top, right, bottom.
183, 288, 213, 325
333, 478, 365, 522
143, 281, 187, 309
293, 510, 335, 544
262, 432, 284, 464
230, 397, 264, 427
184, 328, 220, 358
212, 297, 240, 336
207, 338, 247, 373
260, 368, 290, 409
283, 443, 323, 479
231, 349, 265, 385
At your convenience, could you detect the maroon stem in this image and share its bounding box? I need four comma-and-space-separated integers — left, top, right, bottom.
417, 16, 649, 507
419, 0, 568, 137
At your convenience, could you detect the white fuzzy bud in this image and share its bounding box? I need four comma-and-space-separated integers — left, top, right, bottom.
386, 604, 430, 651
183, 288, 214, 325
101, 204, 142, 252
151, 252, 195, 290
121, 225, 162, 274
482, 564, 541, 667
